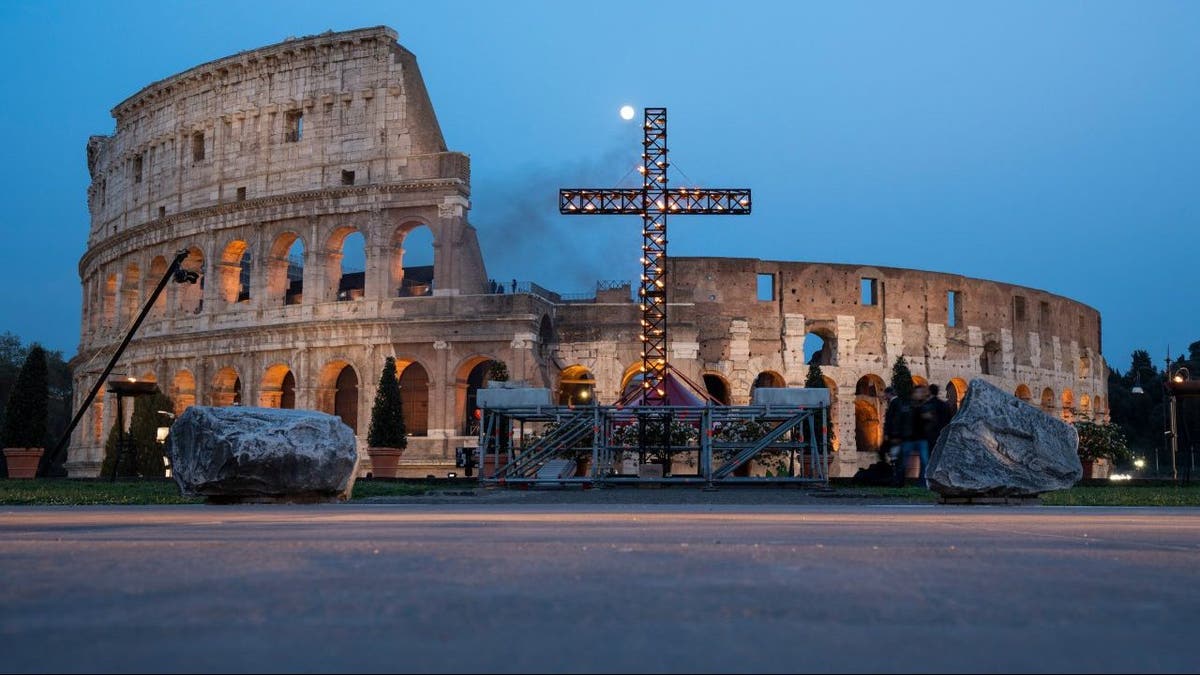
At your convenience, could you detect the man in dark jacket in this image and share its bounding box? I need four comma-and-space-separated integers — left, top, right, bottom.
924, 384, 952, 449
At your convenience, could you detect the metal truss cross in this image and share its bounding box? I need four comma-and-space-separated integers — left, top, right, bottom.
560, 107, 751, 404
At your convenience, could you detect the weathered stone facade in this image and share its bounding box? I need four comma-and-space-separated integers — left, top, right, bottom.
70, 27, 1106, 479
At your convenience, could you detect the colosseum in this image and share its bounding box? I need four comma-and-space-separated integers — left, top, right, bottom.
68, 26, 1107, 479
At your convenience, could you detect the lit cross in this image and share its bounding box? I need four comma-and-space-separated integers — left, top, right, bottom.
560, 107, 751, 405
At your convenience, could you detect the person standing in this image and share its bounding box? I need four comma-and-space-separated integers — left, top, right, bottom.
925, 383, 952, 450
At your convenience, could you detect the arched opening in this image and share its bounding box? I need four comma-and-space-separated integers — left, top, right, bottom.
1015, 384, 1032, 402
558, 365, 597, 406
1041, 387, 1055, 412
1078, 355, 1091, 380
334, 366, 359, 432
1080, 394, 1091, 419
327, 228, 365, 302
211, 367, 241, 407
103, 273, 117, 326
218, 240, 252, 305
538, 315, 555, 358
398, 361, 430, 436
804, 330, 836, 366
980, 341, 1001, 376
260, 364, 295, 409
171, 370, 195, 415
1094, 396, 1105, 419
946, 377, 969, 410
703, 373, 731, 405
854, 399, 882, 456
459, 358, 502, 435
121, 262, 141, 323
177, 247, 205, 315
149, 256, 168, 317
1061, 389, 1075, 421
854, 374, 886, 455
620, 362, 646, 400
912, 374, 929, 388
390, 224, 435, 297
753, 371, 787, 390
266, 232, 305, 307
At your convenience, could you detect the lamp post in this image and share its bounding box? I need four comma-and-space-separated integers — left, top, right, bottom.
155, 410, 175, 477
1166, 364, 1197, 483
1130, 365, 1167, 476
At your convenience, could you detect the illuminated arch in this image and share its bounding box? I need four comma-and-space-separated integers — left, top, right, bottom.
210, 366, 241, 407
558, 365, 597, 406
1014, 384, 1032, 402
176, 246, 205, 315
260, 363, 295, 409
390, 223, 435, 297
121, 262, 141, 322
266, 231, 306, 307
456, 356, 502, 435
217, 239, 252, 305
325, 226, 365, 302
398, 360, 430, 436
148, 256, 168, 317
171, 370, 196, 415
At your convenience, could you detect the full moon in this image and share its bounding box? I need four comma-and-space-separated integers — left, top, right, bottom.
619, 105, 635, 120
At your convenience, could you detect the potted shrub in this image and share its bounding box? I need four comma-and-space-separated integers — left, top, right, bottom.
2, 346, 49, 479
1074, 420, 1130, 479
366, 357, 407, 478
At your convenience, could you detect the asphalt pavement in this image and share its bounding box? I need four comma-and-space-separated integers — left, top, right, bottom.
1, 501, 1198, 673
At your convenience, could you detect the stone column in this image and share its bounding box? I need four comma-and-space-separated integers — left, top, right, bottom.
428, 339, 454, 438
782, 314, 806, 382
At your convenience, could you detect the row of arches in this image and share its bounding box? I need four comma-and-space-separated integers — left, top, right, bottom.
86, 223, 435, 331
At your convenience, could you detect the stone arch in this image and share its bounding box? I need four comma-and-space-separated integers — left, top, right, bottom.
1080, 393, 1091, 419
326, 226, 365, 302
398, 360, 430, 436
558, 365, 596, 406
148, 255, 168, 317
538, 315, 555, 358
210, 366, 241, 407
854, 374, 886, 455
946, 377, 969, 409
912, 374, 929, 388
176, 246, 205, 315
703, 372, 731, 405
1015, 384, 1032, 402
260, 363, 296, 409
171, 370, 196, 415
121, 262, 141, 322
1041, 387, 1055, 412
980, 340, 1001, 376
804, 329, 837, 366
819, 375, 839, 451
753, 370, 787, 390
103, 272, 117, 326
217, 239, 252, 305
457, 356, 501, 435
317, 360, 359, 433
1094, 395, 1105, 418
1078, 355, 1091, 380
266, 231, 306, 307
1061, 388, 1075, 421
620, 362, 646, 400
390, 222, 436, 297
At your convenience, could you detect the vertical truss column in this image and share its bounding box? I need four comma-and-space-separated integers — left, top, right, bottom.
641, 108, 669, 404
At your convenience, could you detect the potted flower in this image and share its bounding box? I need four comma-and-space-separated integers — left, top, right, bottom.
366, 357, 407, 478
2, 346, 49, 479
1074, 420, 1130, 480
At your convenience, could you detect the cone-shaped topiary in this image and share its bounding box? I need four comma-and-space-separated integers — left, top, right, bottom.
367, 357, 407, 449
891, 355, 914, 401
2, 345, 48, 449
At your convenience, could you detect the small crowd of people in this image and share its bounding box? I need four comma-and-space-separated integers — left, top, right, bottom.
881, 383, 952, 487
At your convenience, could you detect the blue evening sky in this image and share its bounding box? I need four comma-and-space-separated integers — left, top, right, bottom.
0, 1, 1196, 371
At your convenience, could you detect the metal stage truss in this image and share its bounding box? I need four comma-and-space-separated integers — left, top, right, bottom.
476, 403, 830, 487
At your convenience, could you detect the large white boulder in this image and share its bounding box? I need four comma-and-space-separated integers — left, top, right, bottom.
927, 379, 1082, 497
166, 406, 357, 502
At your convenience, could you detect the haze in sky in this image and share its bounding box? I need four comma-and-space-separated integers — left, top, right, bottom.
1, 0, 1196, 372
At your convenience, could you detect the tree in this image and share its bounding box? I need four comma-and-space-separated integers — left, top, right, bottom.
2, 345, 49, 479
890, 356, 914, 401
100, 391, 174, 478
0, 334, 73, 477
804, 362, 826, 389
488, 360, 510, 383
367, 357, 407, 449
1075, 420, 1131, 465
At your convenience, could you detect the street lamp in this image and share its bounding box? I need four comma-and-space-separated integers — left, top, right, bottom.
106, 376, 160, 481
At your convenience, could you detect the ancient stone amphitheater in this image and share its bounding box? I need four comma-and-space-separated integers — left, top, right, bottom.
70, 26, 1106, 479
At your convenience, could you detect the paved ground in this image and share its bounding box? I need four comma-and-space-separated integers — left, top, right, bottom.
2, 500, 1198, 673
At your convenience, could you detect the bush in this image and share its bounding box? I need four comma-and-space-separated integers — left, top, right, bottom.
367, 357, 407, 449
1074, 420, 1131, 465
891, 356, 914, 401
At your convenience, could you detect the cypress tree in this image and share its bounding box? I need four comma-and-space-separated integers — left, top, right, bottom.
367, 357, 407, 449
804, 362, 827, 389
891, 355, 914, 400
1, 345, 48, 449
